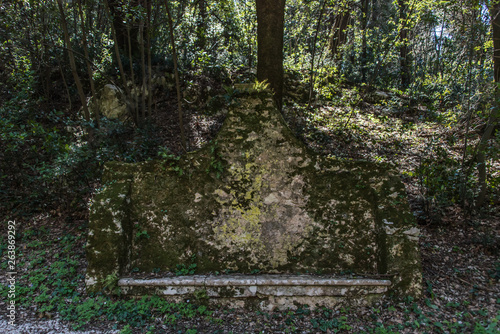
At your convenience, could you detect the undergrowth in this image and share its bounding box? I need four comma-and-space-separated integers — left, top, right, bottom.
0, 90, 162, 217
0, 227, 213, 332
0, 225, 498, 332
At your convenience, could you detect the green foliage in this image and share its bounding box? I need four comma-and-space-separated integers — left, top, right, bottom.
1, 1, 498, 331
252, 79, 270, 92
174, 254, 198, 276
205, 141, 225, 178
134, 223, 151, 242
0, 231, 213, 330
489, 263, 500, 281
315, 66, 345, 101
0, 78, 162, 217
175, 263, 197, 276
103, 273, 120, 295
0, 97, 73, 213
415, 144, 472, 218
119, 325, 133, 334
193, 289, 209, 301
158, 147, 185, 175
309, 307, 351, 333
135, 229, 150, 241
473, 312, 500, 334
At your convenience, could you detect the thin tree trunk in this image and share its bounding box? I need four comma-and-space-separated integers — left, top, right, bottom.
56, 0, 90, 123
370, 0, 378, 26
399, 0, 410, 90
147, 0, 153, 117
127, 24, 138, 124
59, 61, 72, 110
196, 0, 207, 51
104, 0, 133, 120
475, 2, 500, 209
459, 12, 476, 207
140, 20, 146, 120
360, 0, 369, 83
78, 0, 100, 128
434, 10, 446, 76
164, 0, 187, 150
41, 6, 52, 101
308, 0, 327, 106
330, 1, 351, 60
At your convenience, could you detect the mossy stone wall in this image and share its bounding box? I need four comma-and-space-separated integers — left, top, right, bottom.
86, 90, 422, 298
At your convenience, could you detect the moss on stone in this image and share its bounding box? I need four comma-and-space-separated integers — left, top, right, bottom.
86, 180, 132, 292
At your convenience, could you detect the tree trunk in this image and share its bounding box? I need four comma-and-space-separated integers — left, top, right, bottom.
196, 0, 207, 51
308, 0, 327, 106
40, 6, 52, 101
256, 0, 286, 111
78, 0, 100, 128
147, 0, 153, 116
127, 24, 138, 123
370, 0, 378, 26
475, 2, 500, 209
104, 0, 134, 121
107, 0, 141, 58
140, 20, 146, 121
360, 0, 369, 83
399, 0, 410, 90
56, 0, 90, 123
164, 0, 187, 150
434, 10, 446, 76
330, 1, 351, 60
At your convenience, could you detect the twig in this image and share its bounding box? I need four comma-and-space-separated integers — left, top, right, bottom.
456, 277, 496, 293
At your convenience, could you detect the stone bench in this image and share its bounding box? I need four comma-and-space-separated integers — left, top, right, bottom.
118, 275, 391, 310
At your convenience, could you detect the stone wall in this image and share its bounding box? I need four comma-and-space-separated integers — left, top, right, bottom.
86, 89, 422, 301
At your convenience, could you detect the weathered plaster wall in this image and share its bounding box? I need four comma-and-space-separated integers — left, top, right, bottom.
86, 89, 422, 298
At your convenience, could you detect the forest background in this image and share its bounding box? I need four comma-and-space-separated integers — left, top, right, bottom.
0, 0, 499, 333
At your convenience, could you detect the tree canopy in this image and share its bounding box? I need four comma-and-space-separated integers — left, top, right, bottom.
0, 0, 498, 220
